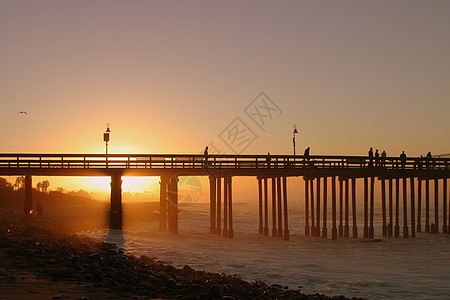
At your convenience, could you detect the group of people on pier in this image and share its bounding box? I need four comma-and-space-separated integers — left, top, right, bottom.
368, 147, 435, 170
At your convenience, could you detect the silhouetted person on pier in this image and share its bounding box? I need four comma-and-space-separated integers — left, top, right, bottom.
381, 150, 386, 168
368, 147, 374, 168
36, 201, 43, 217
303, 147, 310, 160
426, 151, 432, 170
266, 152, 271, 168
375, 149, 380, 168
400, 151, 406, 169
203, 146, 209, 168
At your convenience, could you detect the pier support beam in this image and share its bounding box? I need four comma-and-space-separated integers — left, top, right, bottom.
282, 177, 289, 240
258, 178, 263, 235
351, 178, 358, 238
410, 177, 415, 238
264, 178, 269, 236
381, 179, 387, 236
110, 173, 123, 230
272, 178, 277, 237
210, 176, 217, 234
417, 179, 422, 232
388, 179, 393, 236
310, 179, 315, 237
444, 179, 448, 233
305, 178, 310, 236
316, 177, 321, 237
216, 177, 222, 235
403, 178, 408, 238
433, 179, 439, 233
159, 176, 169, 230
24, 175, 33, 217
338, 179, 343, 237
322, 177, 328, 238
277, 177, 283, 237
395, 178, 400, 237
167, 176, 178, 234
223, 177, 228, 237
425, 179, 430, 233
364, 177, 368, 238
344, 178, 349, 238
227, 176, 234, 238
369, 177, 375, 238
331, 176, 337, 240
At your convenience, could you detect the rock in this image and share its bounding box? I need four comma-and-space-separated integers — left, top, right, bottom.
206, 285, 223, 298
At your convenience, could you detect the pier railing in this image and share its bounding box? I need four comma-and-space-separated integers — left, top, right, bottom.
0, 153, 448, 171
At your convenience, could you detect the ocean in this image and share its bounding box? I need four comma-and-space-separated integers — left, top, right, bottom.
82, 202, 450, 299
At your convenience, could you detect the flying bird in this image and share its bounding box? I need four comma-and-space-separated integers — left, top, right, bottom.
18, 111, 28, 115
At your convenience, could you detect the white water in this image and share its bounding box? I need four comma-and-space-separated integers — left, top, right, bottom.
82, 203, 450, 299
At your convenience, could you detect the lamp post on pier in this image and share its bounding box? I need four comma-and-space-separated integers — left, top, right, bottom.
293, 124, 298, 156
104, 123, 111, 167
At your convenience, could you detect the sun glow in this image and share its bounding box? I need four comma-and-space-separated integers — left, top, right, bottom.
122, 177, 159, 193
77, 176, 159, 193
43, 176, 160, 198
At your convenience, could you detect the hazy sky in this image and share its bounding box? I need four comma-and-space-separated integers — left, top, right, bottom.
1, 0, 449, 159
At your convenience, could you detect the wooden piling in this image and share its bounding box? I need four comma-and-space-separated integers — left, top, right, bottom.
344, 178, 349, 238
425, 179, 430, 233
369, 177, 375, 238
159, 176, 168, 230
417, 179, 422, 232
322, 177, 328, 238
272, 177, 277, 237
258, 178, 263, 235
381, 179, 387, 236
216, 177, 222, 235
339, 179, 343, 237
395, 178, 400, 237
403, 178, 408, 238
277, 177, 283, 237
110, 173, 123, 230
434, 179, 439, 233
351, 178, 358, 238
305, 178, 310, 236
310, 179, 315, 237
316, 177, 321, 237
388, 179, 393, 236
444, 179, 448, 233
332, 176, 338, 240
282, 176, 289, 240
264, 178, 269, 236
223, 177, 228, 237
410, 177, 415, 238
228, 176, 234, 238
210, 176, 217, 234
364, 177, 368, 238
448, 179, 450, 234
167, 176, 178, 234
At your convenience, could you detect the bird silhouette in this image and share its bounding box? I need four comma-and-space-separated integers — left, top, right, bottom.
18, 111, 28, 115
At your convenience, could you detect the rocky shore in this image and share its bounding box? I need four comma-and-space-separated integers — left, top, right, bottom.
0, 215, 352, 300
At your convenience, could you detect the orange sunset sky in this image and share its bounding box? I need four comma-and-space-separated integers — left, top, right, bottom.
1, 1, 449, 195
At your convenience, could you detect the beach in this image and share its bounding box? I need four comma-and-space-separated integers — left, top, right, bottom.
0, 207, 351, 300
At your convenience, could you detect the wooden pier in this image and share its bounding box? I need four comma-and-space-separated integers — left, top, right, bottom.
0, 153, 449, 240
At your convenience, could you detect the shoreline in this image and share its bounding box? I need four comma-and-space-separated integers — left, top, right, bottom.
0, 212, 353, 300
